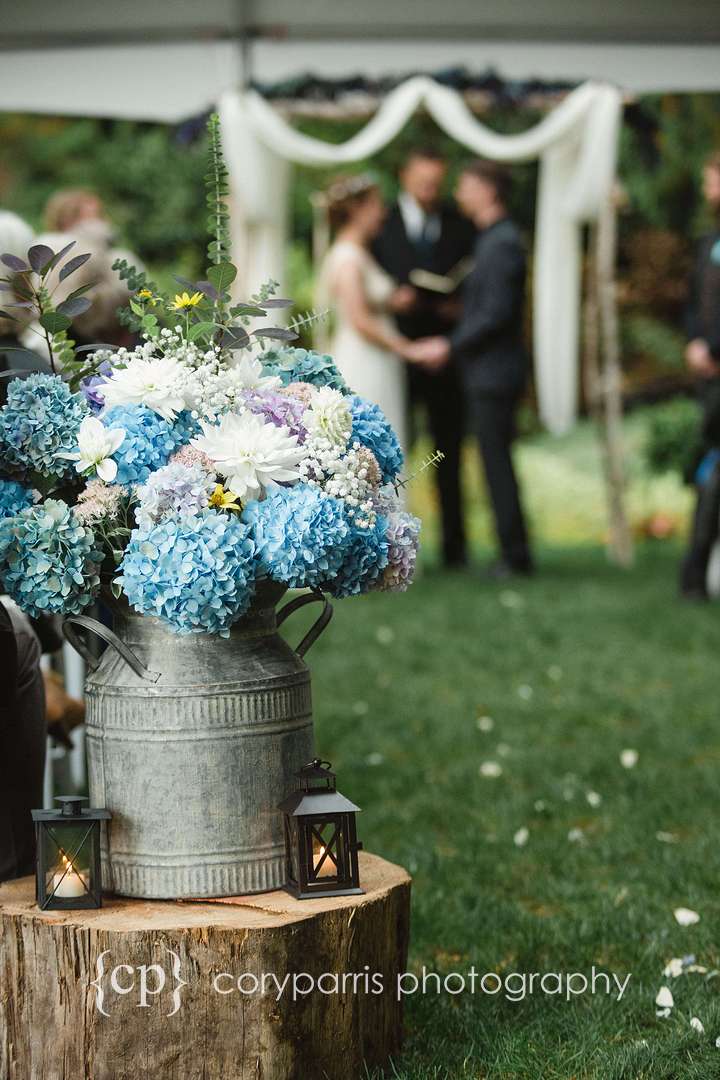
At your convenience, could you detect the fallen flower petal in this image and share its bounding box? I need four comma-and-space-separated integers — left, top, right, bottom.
620, 749, 639, 769
655, 986, 674, 1009
690, 1017, 705, 1034
674, 907, 701, 927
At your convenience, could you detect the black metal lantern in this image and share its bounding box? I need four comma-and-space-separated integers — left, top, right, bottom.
31, 796, 110, 910
278, 759, 363, 899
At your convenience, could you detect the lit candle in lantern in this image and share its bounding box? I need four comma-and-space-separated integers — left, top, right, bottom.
313, 842, 336, 878
51, 854, 88, 899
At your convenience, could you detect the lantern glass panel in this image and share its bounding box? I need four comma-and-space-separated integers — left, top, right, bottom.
44, 822, 94, 902
310, 820, 342, 882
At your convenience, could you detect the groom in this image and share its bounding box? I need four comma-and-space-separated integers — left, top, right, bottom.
414, 160, 532, 577
373, 147, 475, 569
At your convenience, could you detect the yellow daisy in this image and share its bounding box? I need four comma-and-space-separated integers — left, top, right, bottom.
171, 291, 204, 311
136, 288, 157, 305
208, 484, 242, 513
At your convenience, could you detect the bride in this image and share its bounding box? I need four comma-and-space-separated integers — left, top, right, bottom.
316, 174, 419, 453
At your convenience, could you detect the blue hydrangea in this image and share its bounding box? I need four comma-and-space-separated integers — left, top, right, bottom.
243, 484, 351, 588
102, 405, 191, 486
349, 396, 403, 483
260, 347, 349, 393
323, 511, 389, 598
0, 478, 36, 520
0, 372, 88, 480
118, 510, 257, 636
0, 498, 103, 617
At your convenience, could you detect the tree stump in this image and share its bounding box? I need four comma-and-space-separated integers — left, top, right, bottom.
0, 852, 410, 1080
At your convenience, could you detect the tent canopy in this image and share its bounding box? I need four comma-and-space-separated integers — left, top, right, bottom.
1, 1, 719, 122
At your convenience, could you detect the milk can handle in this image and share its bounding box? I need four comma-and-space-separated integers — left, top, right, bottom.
276, 589, 333, 658
62, 615, 161, 683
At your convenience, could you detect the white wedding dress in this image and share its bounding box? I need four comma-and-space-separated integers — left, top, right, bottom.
318, 240, 407, 454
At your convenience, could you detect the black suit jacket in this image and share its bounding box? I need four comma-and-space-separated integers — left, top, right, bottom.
686, 231, 720, 358
450, 218, 528, 397
372, 203, 476, 339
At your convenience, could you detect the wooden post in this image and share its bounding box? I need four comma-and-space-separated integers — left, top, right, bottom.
0, 852, 410, 1080
587, 199, 634, 567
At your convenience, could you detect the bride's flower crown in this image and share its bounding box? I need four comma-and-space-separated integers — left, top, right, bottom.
312, 173, 377, 210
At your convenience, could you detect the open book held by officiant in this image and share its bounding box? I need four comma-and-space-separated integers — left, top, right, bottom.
409, 256, 474, 295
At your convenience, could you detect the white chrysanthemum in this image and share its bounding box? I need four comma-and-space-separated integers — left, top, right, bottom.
192, 411, 304, 501
303, 387, 352, 449
97, 355, 188, 421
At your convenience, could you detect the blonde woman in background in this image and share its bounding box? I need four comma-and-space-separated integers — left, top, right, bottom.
27, 188, 139, 354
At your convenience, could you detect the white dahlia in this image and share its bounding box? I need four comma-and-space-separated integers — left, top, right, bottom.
228, 352, 282, 392
192, 411, 304, 501
303, 387, 352, 449
97, 355, 187, 421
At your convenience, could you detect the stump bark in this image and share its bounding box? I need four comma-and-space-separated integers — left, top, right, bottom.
0, 852, 410, 1080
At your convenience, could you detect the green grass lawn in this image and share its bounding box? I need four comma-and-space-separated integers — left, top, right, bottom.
300, 542, 720, 1080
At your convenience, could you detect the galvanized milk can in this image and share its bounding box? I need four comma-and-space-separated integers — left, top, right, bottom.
62, 583, 332, 899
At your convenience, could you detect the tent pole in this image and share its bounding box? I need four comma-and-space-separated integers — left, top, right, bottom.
590, 199, 634, 567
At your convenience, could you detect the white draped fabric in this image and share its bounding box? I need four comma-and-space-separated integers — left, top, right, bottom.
219, 76, 622, 434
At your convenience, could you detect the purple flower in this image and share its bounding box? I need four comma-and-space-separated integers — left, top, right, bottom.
240, 390, 308, 443
80, 361, 113, 412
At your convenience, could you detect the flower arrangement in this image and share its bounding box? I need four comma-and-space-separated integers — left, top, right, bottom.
0, 116, 421, 636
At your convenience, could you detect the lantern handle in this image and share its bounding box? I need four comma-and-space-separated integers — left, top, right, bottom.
62, 615, 161, 683
276, 589, 333, 658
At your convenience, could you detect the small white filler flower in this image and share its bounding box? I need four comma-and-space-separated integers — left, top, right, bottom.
59, 416, 126, 482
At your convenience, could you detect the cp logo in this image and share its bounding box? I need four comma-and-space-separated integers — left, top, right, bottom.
90, 948, 187, 1017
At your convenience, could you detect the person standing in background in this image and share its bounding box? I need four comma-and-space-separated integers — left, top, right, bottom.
373, 149, 475, 569
680, 152, 720, 600
413, 160, 533, 578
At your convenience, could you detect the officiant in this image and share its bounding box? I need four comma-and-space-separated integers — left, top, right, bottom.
373, 148, 475, 569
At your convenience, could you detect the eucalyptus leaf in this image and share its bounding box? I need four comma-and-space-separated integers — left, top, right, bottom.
59, 252, 91, 282
207, 261, 237, 293
1, 254, 29, 273
47, 240, 76, 272
230, 303, 267, 317
28, 244, 56, 274
57, 296, 92, 317
252, 327, 298, 341
261, 298, 294, 309
221, 327, 251, 349
74, 343, 118, 354
195, 280, 219, 300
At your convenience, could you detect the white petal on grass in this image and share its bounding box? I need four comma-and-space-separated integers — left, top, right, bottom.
366, 752, 384, 767
547, 665, 563, 681
352, 701, 369, 716
497, 743, 511, 758
480, 761, 502, 778
655, 986, 674, 1009
715, 1035, 720, 1049
513, 827, 529, 847
620, 749, 639, 769
499, 590, 524, 610
476, 715, 494, 732
534, 799, 547, 812
517, 684, 534, 701
375, 626, 395, 646
674, 907, 700, 927
663, 958, 685, 978
568, 827, 585, 843
690, 1017, 705, 1034
586, 791, 602, 808
656, 831, 679, 844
